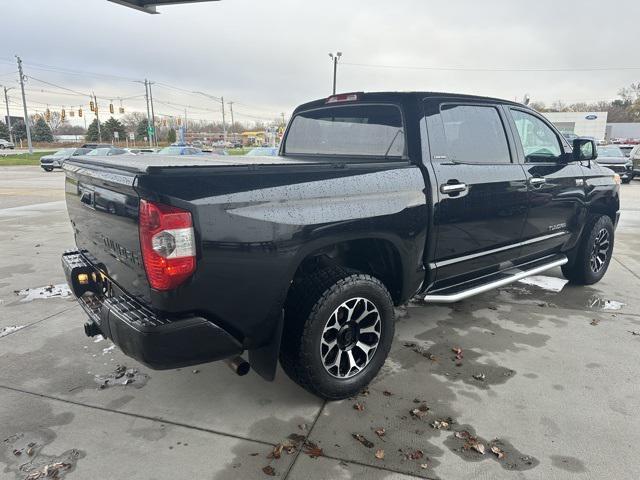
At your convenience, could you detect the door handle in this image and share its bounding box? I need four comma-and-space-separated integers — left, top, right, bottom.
440, 182, 468, 194
529, 177, 546, 187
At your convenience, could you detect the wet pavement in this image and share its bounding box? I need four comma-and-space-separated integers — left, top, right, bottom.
1, 166, 640, 479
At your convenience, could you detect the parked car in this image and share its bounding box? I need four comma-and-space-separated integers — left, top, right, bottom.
630, 144, 640, 177
40, 147, 92, 171
157, 146, 204, 155
125, 148, 157, 154
596, 145, 633, 183
0, 139, 15, 149
61, 91, 619, 400
246, 146, 279, 156
85, 147, 135, 157
617, 144, 635, 158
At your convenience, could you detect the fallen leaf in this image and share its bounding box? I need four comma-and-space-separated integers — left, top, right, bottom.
303, 441, 323, 458
431, 419, 450, 430
590, 319, 600, 326
353, 402, 365, 412
374, 427, 386, 438
420, 463, 429, 469
352, 433, 374, 448
628, 331, 640, 336
268, 444, 284, 459
465, 440, 485, 455
26, 447, 34, 456
406, 449, 424, 460
455, 430, 471, 439
382, 390, 393, 396
473, 373, 486, 381
192, 369, 200, 374
410, 403, 429, 419
287, 433, 306, 444
491, 445, 506, 459
262, 465, 276, 476
452, 347, 464, 360
375, 449, 385, 459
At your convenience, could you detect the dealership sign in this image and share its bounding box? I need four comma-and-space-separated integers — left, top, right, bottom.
585, 114, 598, 120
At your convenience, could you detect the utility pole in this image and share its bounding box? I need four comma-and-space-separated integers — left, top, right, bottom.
228, 101, 234, 143
15, 56, 33, 153
221, 96, 227, 144
328, 51, 342, 95
148, 81, 157, 147
142, 79, 153, 147
3, 86, 14, 144
92, 92, 102, 142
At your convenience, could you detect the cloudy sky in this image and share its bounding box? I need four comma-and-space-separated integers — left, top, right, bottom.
1, 0, 638, 125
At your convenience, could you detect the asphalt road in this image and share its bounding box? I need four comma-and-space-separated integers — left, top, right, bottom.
1, 166, 639, 480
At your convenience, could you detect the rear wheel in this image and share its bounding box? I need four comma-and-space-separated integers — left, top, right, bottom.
43, 167, 53, 172
280, 267, 395, 400
562, 215, 614, 285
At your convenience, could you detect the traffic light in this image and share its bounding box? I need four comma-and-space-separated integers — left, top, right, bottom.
109, 103, 114, 114
69, 109, 74, 118
119, 107, 125, 114
89, 101, 94, 112
61, 109, 65, 120
78, 108, 83, 117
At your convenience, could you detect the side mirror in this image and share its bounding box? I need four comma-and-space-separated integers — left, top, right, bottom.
572, 138, 598, 162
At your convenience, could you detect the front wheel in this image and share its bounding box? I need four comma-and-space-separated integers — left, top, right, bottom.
280, 267, 395, 400
562, 215, 614, 285
43, 167, 53, 172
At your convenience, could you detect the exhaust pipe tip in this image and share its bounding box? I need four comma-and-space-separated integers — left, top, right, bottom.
224, 356, 250, 376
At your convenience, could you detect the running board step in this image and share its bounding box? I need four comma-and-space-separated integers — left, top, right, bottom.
423, 255, 568, 304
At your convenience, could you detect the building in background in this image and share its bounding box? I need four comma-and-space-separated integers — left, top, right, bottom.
542, 112, 608, 141
606, 123, 640, 141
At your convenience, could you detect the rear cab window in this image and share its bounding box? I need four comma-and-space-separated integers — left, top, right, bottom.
283, 103, 406, 160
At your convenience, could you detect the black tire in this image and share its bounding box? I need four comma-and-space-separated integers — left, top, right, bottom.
562, 215, 614, 285
622, 178, 631, 184
43, 167, 53, 172
280, 266, 395, 400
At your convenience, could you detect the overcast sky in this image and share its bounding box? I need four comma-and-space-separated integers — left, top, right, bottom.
2, 0, 638, 125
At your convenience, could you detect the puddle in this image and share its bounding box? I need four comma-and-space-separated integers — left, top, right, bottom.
16, 284, 71, 302
518, 275, 568, 293
0, 325, 26, 338
94, 364, 149, 389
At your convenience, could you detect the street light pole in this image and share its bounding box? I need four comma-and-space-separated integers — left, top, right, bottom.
148, 81, 157, 146
3, 86, 14, 144
15, 56, 33, 153
328, 51, 342, 95
228, 101, 235, 143
192, 91, 225, 144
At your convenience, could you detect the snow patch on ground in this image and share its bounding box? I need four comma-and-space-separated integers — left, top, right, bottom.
17, 283, 71, 302
102, 345, 115, 355
93, 335, 105, 343
518, 275, 569, 293
0, 325, 26, 338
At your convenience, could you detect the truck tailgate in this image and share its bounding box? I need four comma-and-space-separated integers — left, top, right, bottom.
64, 162, 150, 301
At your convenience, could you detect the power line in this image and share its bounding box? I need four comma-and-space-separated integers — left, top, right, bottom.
341, 62, 640, 73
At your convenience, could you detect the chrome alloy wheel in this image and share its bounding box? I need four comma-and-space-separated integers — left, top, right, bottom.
320, 297, 382, 379
590, 228, 610, 273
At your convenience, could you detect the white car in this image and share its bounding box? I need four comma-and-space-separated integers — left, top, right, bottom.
0, 139, 15, 150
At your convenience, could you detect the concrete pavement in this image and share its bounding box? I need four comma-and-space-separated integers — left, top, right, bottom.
1, 166, 639, 479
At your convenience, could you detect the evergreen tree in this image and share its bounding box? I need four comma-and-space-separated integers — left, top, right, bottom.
102, 117, 127, 142
167, 127, 176, 144
32, 117, 54, 142
0, 121, 9, 140
85, 119, 103, 142
11, 121, 27, 142
136, 118, 149, 141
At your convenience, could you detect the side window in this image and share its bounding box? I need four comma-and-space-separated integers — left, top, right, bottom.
510, 109, 562, 162
440, 104, 511, 164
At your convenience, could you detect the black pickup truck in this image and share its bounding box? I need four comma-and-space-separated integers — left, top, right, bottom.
62, 92, 620, 399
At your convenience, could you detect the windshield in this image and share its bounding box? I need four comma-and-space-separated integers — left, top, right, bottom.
86, 148, 111, 156
598, 146, 624, 157
53, 148, 76, 157
284, 104, 405, 158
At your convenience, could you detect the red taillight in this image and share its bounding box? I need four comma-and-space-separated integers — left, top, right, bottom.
139, 199, 196, 291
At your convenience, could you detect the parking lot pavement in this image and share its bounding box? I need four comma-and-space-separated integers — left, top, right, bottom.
1, 165, 640, 479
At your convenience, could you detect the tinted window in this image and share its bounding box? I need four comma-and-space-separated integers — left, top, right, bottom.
440, 105, 511, 164
285, 104, 405, 158
510, 109, 562, 162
